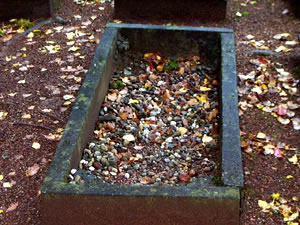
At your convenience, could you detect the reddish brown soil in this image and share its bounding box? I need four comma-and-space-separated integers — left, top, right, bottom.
0, 0, 299, 224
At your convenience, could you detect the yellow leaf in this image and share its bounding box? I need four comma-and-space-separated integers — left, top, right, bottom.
27, 32, 34, 38
56, 128, 64, 133
196, 95, 207, 103
177, 127, 188, 136
258, 200, 270, 210
0, 111, 8, 120
63, 101, 72, 105
0, 174, 3, 181
5, 56, 12, 61
0, 209, 3, 213
286, 175, 294, 179
145, 83, 151, 89
22, 114, 31, 119
261, 84, 267, 90
144, 53, 153, 58
66, 32, 75, 40
256, 132, 266, 139
202, 135, 213, 144
17, 28, 24, 33
129, 99, 139, 104
288, 154, 298, 164
284, 212, 299, 222
45, 29, 53, 35
200, 86, 211, 91
32, 142, 41, 150
157, 64, 164, 71
272, 193, 280, 201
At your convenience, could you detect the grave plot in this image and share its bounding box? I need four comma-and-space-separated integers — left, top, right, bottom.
0, 0, 60, 20
114, 0, 227, 21
41, 23, 243, 225
71, 53, 221, 186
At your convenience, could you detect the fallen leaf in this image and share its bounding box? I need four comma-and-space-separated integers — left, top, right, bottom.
26, 164, 40, 176
187, 98, 198, 106
277, 117, 290, 125
275, 46, 291, 53
256, 132, 266, 139
120, 112, 128, 120
258, 200, 271, 210
277, 105, 287, 116
288, 154, 298, 164
3, 182, 12, 188
202, 135, 213, 144
32, 142, 41, 150
200, 86, 211, 91
274, 147, 283, 158
0, 111, 8, 120
273, 33, 290, 40
22, 114, 31, 119
6, 202, 18, 212
272, 193, 280, 201
107, 93, 117, 101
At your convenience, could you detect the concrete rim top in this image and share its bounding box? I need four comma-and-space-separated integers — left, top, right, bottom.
106, 23, 234, 33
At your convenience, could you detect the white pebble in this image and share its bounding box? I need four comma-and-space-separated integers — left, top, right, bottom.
124, 173, 130, 179
70, 169, 77, 175
170, 121, 176, 126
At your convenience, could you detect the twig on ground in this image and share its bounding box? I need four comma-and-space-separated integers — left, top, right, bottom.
12, 122, 55, 132
0, 101, 16, 106
38, 109, 64, 122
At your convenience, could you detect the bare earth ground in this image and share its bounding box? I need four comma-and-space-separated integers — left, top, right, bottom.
0, 0, 299, 224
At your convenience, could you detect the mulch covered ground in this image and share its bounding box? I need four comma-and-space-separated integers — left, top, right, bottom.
0, 0, 299, 224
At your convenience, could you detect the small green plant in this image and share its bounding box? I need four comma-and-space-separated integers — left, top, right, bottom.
15, 18, 33, 30
110, 80, 123, 89
165, 61, 179, 71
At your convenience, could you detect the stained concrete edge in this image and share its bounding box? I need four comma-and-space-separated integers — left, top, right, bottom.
220, 32, 244, 187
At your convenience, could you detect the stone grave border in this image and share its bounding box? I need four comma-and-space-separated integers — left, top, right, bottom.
41, 23, 243, 225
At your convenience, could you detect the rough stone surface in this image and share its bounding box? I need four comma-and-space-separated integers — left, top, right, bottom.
114, 0, 227, 21
41, 24, 243, 225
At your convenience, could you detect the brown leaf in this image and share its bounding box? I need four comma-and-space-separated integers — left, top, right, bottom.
120, 112, 128, 120
178, 67, 185, 75
163, 90, 171, 103
207, 109, 218, 121
187, 98, 198, 106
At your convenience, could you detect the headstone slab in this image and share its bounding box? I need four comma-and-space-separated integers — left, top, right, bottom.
114, 0, 227, 21
0, 0, 60, 20
41, 23, 243, 225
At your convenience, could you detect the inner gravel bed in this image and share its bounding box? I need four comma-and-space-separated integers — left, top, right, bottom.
70, 53, 221, 186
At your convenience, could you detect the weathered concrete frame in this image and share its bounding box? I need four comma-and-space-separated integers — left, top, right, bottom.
41, 23, 243, 225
